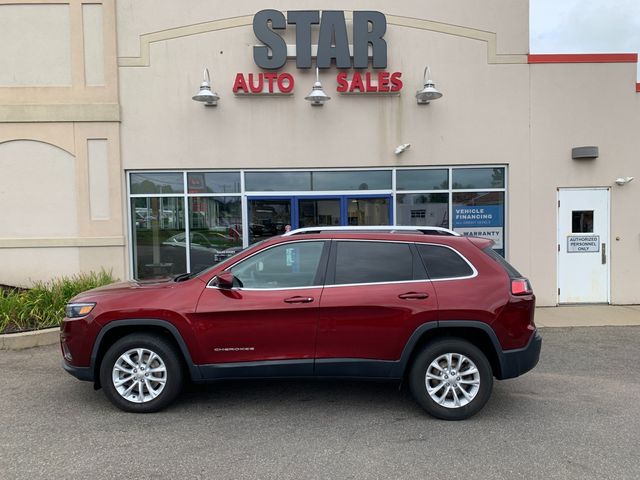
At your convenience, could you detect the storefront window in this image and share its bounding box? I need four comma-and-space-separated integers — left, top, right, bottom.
396, 193, 449, 228
452, 168, 504, 189
311, 170, 391, 191
130, 172, 184, 194
452, 191, 505, 255
248, 199, 292, 244
188, 197, 242, 273
131, 197, 186, 279
347, 197, 390, 225
396, 169, 448, 190
187, 172, 240, 193
128, 166, 507, 278
245, 172, 311, 191
298, 199, 341, 227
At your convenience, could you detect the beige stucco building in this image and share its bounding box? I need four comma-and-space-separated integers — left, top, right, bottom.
0, 0, 638, 306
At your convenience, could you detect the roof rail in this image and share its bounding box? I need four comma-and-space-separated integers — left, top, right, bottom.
282, 226, 460, 236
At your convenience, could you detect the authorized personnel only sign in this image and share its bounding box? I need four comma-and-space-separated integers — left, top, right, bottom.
567, 235, 600, 253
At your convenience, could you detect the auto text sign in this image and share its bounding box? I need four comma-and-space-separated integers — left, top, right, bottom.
452, 205, 503, 228
567, 235, 600, 253
456, 227, 504, 249
453, 205, 503, 248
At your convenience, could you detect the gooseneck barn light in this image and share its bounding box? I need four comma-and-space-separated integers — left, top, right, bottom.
192, 68, 220, 106
305, 67, 331, 106
416, 66, 443, 105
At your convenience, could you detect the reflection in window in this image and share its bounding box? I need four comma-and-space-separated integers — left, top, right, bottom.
396, 193, 448, 228
245, 172, 311, 191
452, 168, 504, 189
230, 242, 325, 288
248, 199, 292, 244
347, 197, 389, 225
452, 191, 505, 256
311, 170, 391, 190
335, 241, 414, 284
130, 172, 184, 194
417, 244, 474, 279
189, 197, 242, 273
298, 199, 341, 227
572, 211, 594, 233
131, 197, 185, 279
187, 172, 240, 193
396, 169, 448, 190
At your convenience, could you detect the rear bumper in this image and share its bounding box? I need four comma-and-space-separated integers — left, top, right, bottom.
62, 359, 93, 382
497, 330, 542, 380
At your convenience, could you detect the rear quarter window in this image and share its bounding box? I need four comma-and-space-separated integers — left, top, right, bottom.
416, 244, 474, 279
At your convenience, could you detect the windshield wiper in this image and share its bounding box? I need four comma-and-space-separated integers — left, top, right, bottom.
173, 272, 194, 282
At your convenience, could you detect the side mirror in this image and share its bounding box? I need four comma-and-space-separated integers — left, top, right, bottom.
212, 271, 234, 289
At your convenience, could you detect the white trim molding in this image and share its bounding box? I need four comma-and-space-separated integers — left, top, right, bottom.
118, 12, 527, 68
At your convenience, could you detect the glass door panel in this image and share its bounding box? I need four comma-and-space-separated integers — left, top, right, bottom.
298, 198, 341, 228
248, 199, 292, 244
347, 197, 390, 226
131, 196, 185, 279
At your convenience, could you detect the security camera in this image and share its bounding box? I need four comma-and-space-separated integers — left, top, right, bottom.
394, 143, 411, 155
615, 176, 634, 186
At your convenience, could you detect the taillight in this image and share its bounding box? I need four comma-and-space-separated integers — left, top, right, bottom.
511, 278, 533, 295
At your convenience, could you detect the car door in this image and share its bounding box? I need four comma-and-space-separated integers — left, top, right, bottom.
315, 240, 438, 376
194, 240, 329, 376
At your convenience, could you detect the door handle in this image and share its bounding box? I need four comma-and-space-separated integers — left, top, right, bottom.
284, 296, 315, 304
602, 243, 606, 265
398, 292, 429, 300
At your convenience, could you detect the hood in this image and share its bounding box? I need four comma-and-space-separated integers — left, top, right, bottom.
69, 277, 178, 302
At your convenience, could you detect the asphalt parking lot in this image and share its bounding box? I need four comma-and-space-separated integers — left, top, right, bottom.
1, 326, 639, 480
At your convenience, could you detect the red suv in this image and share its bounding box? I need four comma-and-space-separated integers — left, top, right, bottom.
61, 226, 540, 420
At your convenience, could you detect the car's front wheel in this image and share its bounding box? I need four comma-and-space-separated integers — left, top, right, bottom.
409, 338, 493, 420
99, 333, 184, 413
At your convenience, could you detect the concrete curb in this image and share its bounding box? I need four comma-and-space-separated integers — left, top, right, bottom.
0, 327, 59, 350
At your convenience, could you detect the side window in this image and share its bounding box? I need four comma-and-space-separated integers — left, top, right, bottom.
417, 244, 474, 280
230, 241, 325, 289
334, 241, 414, 285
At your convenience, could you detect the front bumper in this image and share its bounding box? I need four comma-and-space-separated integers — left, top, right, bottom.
497, 330, 542, 380
62, 359, 93, 382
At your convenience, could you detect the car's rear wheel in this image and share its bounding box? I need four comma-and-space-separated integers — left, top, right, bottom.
409, 338, 493, 420
99, 333, 184, 413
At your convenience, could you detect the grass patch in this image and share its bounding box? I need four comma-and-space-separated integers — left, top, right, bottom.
0, 270, 117, 334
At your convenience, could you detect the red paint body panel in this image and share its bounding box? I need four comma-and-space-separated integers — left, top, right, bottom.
61, 232, 537, 375
193, 286, 321, 363
431, 239, 535, 350
316, 282, 438, 360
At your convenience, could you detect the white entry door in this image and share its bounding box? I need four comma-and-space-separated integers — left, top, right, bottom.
558, 188, 609, 303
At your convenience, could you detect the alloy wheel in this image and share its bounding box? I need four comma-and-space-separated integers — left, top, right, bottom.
111, 348, 167, 403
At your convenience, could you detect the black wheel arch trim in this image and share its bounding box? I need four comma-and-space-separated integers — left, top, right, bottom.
396, 320, 539, 380
90, 319, 201, 382
82, 319, 538, 383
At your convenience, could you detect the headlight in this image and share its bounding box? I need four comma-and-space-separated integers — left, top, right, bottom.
65, 303, 96, 318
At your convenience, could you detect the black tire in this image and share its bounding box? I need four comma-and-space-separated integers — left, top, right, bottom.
99, 333, 184, 413
409, 338, 493, 420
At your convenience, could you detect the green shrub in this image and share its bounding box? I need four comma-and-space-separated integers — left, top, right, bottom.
0, 270, 117, 334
